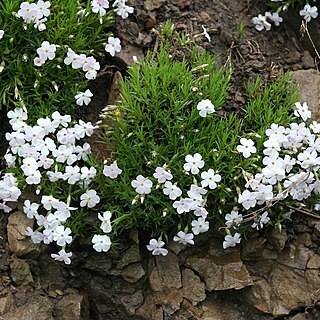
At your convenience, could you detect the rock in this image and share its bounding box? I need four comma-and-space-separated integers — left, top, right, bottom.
276, 243, 312, 269
120, 291, 144, 315
314, 223, 320, 237
121, 263, 145, 283
143, 0, 165, 11
186, 242, 252, 291
10, 256, 33, 286
290, 314, 308, 320
200, 11, 211, 22
307, 255, 320, 269
3, 295, 54, 320
117, 244, 141, 269
171, 299, 204, 319
269, 263, 320, 316
154, 252, 181, 289
7, 211, 40, 258
116, 44, 144, 66
108, 71, 123, 105
301, 51, 315, 69
182, 268, 206, 306
172, 0, 191, 9
241, 278, 272, 314
291, 69, 320, 121
154, 287, 183, 315
54, 293, 90, 320
135, 293, 163, 320
267, 228, 287, 252
0, 293, 14, 315
241, 237, 277, 261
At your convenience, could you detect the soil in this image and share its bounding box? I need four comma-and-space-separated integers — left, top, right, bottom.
1, 0, 320, 319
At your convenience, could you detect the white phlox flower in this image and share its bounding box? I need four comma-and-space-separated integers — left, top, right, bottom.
146, 238, 168, 256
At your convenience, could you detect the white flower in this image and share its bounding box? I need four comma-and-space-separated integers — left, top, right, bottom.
25, 170, 42, 185
300, 4, 318, 22
63, 166, 81, 185
265, 12, 283, 26
53, 226, 73, 246
225, 210, 243, 228
223, 233, 241, 249
75, 89, 93, 106
187, 184, 207, 199
193, 207, 208, 218
184, 153, 205, 174
173, 198, 192, 214
131, 175, 153, 194
163, 181, 182, 200
191, 217, 209, 235
146, 238, 168, 256
51, 249, 72, 265
92, 234, 111, 252
114, 3, 134, 19
252, 212, 270, 230
36, 41, 56, 61
103, 161, 122, 179
294, 102, 311, 121
80, 189, 100, 208
0, 30, 4, 40
173, 231, 194, 245
153, 167, 173, 183
252, 14, 271, 31
197, 99, 215, 117
237, 138, 256, 158
51, 111, 71, 128
23, 200, 39, 219
238, 190, 256, 210
98, 211, 112, 233
41, 195, 59, 210
105, 37, 121, 56
201, 169, 221, 189
91, 0, 110, 16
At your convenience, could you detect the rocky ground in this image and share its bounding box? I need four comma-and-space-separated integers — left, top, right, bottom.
1, 0, 320, 319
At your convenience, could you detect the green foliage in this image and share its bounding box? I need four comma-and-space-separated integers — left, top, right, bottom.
0, 0, 113, 122
98, 27, 299, 240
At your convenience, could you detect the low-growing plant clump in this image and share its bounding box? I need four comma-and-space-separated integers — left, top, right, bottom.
0, 0, 132, 121
252, 0, 318, 31
1, 12, 319, 264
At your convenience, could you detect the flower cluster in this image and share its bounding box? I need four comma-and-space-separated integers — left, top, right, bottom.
2, 107, 113, 263
90, 0, 134, 19
0, 174, 21, 213
252, 12, 283, 31
130, 155, 221, 255
224, 102, 320, 249
64, 49, 100, 80
18, 1, 51, 31
252, 2, 318, 32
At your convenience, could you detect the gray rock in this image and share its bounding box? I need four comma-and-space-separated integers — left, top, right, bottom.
3, 295, 54, 320
120, 291, 144, 315
117, 244, 141, 269
121, 263, 145, 283
10, 256, 33, 286
291, 69, 320, 121
54, 293, 90, 320
182, 268, 206, 306
7, 211, 40, 258
143, 0, 165, 11
154, 252, 182, 289
0, 293, 14, 315
186, 243, 252, 291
